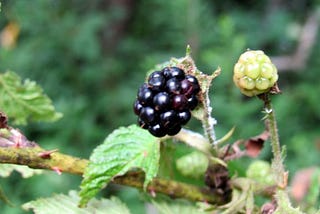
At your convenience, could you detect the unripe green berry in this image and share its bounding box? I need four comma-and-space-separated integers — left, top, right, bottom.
246, 160, 275, 186
233, 50, 278, 97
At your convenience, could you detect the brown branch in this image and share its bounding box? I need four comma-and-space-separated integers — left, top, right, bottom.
0, 146, 227, 205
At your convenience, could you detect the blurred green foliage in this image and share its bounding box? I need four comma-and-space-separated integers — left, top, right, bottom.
0, 0, 319, 213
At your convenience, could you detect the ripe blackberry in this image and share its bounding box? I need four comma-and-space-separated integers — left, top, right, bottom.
149, 124, 166, 137
187, 95, 198, 110
133, 100, 143, 115
168, 67, 185, 80
137, 85, 153, 105
160, 110, 178, 129
148, 71, 165, 91
172, 95, 188, 111
180, 79, 193, 96
166, 78, 181, 94
177, 111, 191, 125
140, 107, 157, 124
186, 75, 200, 94
134, 66, 201, 137
233, 50, 278, 97
185, 74, 199, 85
167, 124, 182, 136
138, 118, 148, 129
153, 92, 170, 111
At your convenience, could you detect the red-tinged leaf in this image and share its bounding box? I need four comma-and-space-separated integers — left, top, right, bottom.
261, 201, 277, 214
0, 127, 37, 148
0, 112, 8, 128
245, 131, 269, 157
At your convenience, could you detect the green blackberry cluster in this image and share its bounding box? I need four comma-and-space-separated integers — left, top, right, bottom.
233, 50, 278, 97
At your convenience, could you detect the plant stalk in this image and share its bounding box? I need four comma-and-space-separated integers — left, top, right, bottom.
0, 146, 227, 205
263, 94, 287, 188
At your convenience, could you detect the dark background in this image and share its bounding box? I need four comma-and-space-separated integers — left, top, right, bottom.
0, 0, 319, 213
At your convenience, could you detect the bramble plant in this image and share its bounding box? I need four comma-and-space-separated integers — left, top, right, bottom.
0, 46, 316, 213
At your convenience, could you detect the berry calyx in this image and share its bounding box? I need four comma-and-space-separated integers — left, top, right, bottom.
134, 66, 201, 137
233, 50, 278, 97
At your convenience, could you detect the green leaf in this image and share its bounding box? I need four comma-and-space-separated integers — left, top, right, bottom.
79, 125, 160, 206
23, 190, 131, 214
0, 184, 13, 206
152, 198, 210, 214
176, 151, 208, 179
0, 163, 43, 178
0, 71, 62, 125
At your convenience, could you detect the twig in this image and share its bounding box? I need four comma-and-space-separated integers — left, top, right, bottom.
0, 146, 227, 205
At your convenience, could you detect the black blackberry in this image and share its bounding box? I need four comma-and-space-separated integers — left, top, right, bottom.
168, 67, 185, 80
148, 71, 165, 91
182, 76, 200, 96
187, 95, 199, 110
167, 124, 182, 136
138, 118, 149, 129
177, 111, 191, 125
140, 107, 157, 124
166, 78, 181, 94
137, 85, 153, 105
160, 110, 178, 129
172, 95, 188, 111
162, 67, 185, 80
134, 66, 201, 137
153, 92, 170, 111
133, 100, 143, 115
149, 124, 166, 137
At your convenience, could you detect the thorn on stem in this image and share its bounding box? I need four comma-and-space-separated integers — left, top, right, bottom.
52, 166, 62, 175
264, 108, 273, 114
143, 151, 148, 157
148, 187, 156, 197
278, 171, 289, 189
13, 132, 22, 148
38, 149, 58, 159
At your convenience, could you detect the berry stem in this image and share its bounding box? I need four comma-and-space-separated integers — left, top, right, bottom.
262, 93, 287, 188
260, 94, 301, 212
203, 89, 217, 149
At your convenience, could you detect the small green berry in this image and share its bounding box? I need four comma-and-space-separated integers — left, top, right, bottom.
246, 160, 275, 186
233, 50, 278, 97
239, 76, 255, 90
